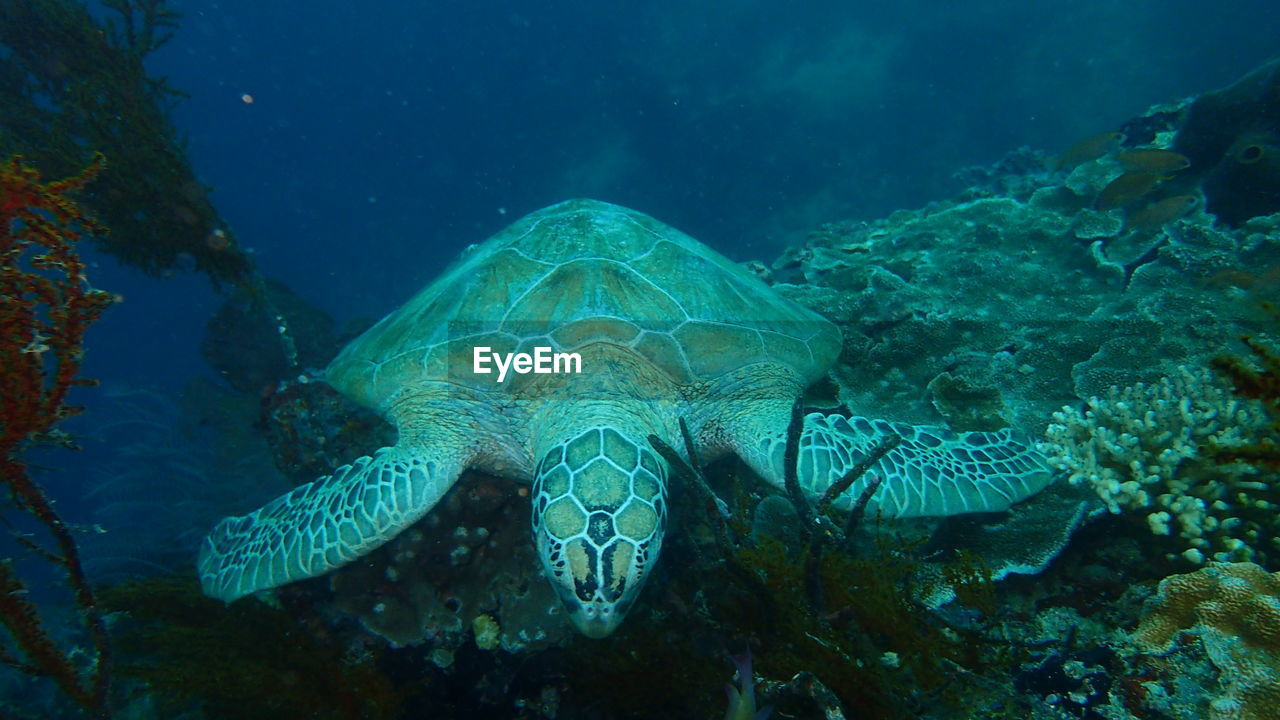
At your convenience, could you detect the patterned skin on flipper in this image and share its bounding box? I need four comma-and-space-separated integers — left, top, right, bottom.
531, 426, 667, 638
749, 412, 1052, 518
198, 445, 463, 602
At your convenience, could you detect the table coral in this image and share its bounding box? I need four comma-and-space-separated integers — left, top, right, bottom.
1041, 368, 1275, 565
1133, 562, 1280, 720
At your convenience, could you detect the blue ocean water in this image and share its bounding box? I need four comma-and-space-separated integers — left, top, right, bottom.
81, 0, 1280, 391
6, 1, 1280, 717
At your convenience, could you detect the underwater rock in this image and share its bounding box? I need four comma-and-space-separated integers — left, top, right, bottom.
1072, 209, 1124, 240
201, 278, 343, 395
327, 472, 573, 655
914, 480, 1097, 608
260, 375, 395, 484
1174, 58, 1280, 227
952, 145, 1053, 201
926, 369, 1008, 431
775, 108, 1280, 436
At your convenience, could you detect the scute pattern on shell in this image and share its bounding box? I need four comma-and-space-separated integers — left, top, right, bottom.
327, 199, 840, 410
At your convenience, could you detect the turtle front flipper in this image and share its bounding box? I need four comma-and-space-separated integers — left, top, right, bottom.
732, 408, 1054, 518
198, 444, 464, 602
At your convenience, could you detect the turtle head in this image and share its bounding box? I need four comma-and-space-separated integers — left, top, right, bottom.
530, 426, 667, 638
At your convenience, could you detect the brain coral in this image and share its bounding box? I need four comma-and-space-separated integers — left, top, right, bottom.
1134, 562, 1280, 720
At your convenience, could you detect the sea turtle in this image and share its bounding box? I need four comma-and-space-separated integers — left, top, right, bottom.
199, 199, 1053, 637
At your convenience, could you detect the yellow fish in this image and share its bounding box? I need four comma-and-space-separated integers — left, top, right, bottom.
1051, 131, 1125, 172
1125, 195, 1199, 231
1117, 149, 1191, 173
1095, 172, 1162, 211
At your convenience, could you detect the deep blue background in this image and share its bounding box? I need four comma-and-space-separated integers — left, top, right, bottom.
69, 0, 1280, 423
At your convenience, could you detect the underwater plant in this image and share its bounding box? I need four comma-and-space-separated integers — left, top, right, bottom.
0, 0, 252, 286
99, 578, 402, 720
0, 154, 116, 717
1210, 304, 1280, 469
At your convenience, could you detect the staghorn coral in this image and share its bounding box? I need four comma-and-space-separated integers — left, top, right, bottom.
1041, 368, 1276, 566
1133, 562, 1280, 720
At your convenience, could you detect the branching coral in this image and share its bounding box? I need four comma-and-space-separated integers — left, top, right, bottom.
1, 154, 116, 717
1133, 562, 1280, 720
1041, 368, 1276, 565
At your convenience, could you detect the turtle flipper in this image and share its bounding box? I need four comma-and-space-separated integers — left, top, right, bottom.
792, 414, 1054, 518
198, 445, 462, 602
731, 409, 1054, 518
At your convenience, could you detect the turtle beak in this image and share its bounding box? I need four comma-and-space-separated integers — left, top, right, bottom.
567, 598, 627, 638
540, 538, 640, 632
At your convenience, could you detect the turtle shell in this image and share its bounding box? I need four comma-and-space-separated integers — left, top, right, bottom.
327, 199, 841, 410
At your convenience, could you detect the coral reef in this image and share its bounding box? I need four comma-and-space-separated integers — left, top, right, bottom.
31, 57, 1280, 720
0, 0, 253, 285
327, 471, 573, 657
1, 155, 116, 717
1130, 562, 1280, 720
771, 98, 1280, 439
1041, 368, 1277, 566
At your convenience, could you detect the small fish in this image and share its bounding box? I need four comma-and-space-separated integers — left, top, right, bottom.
1203, 265, 1280, 290
724, 649, 772, 720
1052, 131, 1125, 172
1125, 195, 1199, 231
1095, 172, 1163, 211
1117, 149, 1191, 173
